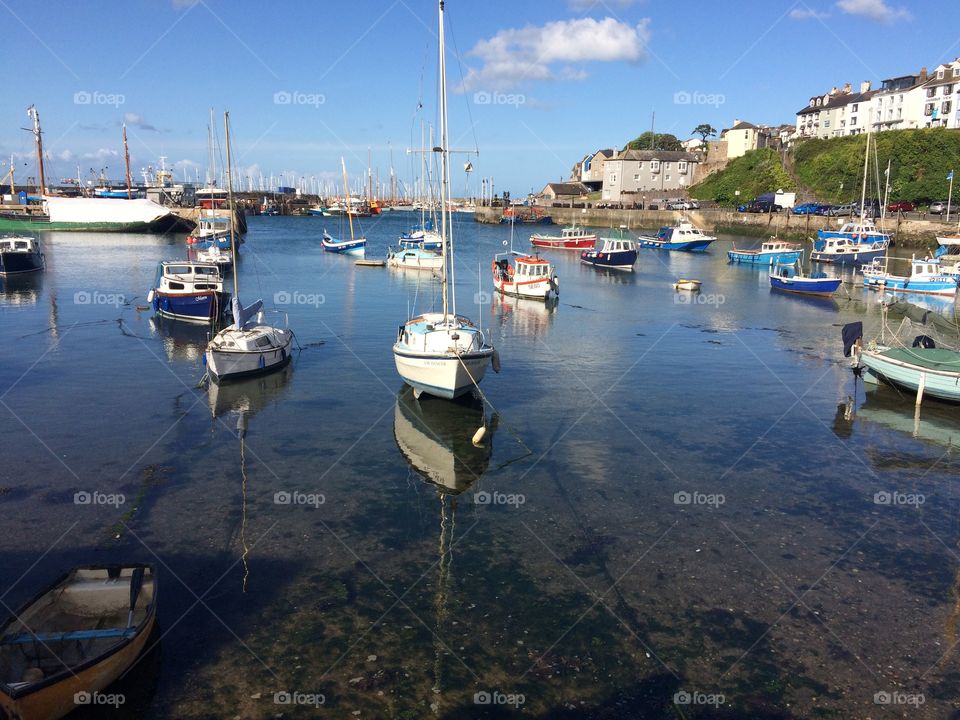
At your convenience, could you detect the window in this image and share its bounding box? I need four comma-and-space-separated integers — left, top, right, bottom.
824, 119, 831, 128
946, 84, 955, 94
611, 174, 617, 183
897, 108, 902, 119
665, 175, 671, 182
943, 101, 953, 115
678, 161, 688, 173
925, 103, 935, 116
938, 69, 945, 79
954, 68, 960, 77
664, 162, 671, 170
650, 161, 660, 172
168, 282, 185, 290
928, 87, 937, 98
637, 162, 644, 169
851, 117, 857, 126
852, 103, 859, 112
633, 174, 640, 181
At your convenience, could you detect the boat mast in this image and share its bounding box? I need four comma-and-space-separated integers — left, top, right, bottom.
437, 0, 451, 320
27, 106, 45, 197
224, 111, 240, 300
122, 124, 133, 199
342, 158, 356, 243
859, 131, 870, 223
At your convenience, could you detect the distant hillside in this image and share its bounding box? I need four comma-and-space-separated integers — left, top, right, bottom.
690, 129, 960, 206
792, 128, 960, 204
688, 148, 794, 205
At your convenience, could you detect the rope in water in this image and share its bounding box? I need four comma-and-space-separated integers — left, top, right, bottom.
455, 348, 533, 456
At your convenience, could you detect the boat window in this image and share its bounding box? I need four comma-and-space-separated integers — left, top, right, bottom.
255, 336, 272, 347
15, 241, 28, 249
168, 282, 185, 290
167, 266, 191, 275
195, 284, 214, 290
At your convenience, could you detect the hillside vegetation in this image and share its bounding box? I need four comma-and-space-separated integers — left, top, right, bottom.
688, 148, 795, 204
792, 128, 960, 203
690, 129, 960, 206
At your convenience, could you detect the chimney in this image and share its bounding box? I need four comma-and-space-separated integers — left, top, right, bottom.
830, 86, 839, 95
733, 118, 740, 126
842, 82, 852, 93
860, 80, 871, 93
920, 66, 928, 82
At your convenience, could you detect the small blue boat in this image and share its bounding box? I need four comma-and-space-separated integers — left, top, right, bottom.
580, 231, 637, 271
728, 239, 802, 266
637, 220, 716, 252
322, 229, 366, 257
148, 261, 229, 322
769, 261, 842, 296
815, 218, 890, 250
862, 256, 959, 297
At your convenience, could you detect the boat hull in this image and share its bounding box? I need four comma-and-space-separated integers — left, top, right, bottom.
153, 291, 226, 322
0, 251, 44, 275
769, 275, 842, 296
493, 275, 556, 301
862, 275, 958, 297
637, 237, 714, 252
530, 236, 595, 250
862, 349, 960, 403
321, 239, 366, 256
580, 249, 637, 270
206, 333, 293, 382
810, 247, 885, 265
393, 346, 493, 400
727, 250, 801, 265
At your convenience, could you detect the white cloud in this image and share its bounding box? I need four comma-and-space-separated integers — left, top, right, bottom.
835, 0, 909, 23
790, 7, 830, 20
56, 150, 75, 162
123, 112, 158, 132
462, 17, 651, 92
81, 148, 120, 161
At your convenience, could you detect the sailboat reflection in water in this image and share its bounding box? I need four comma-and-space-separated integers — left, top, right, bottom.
208, 365, 294, 591
393, 387, 498, 695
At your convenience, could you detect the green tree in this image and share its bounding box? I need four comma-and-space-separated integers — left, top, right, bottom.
623, 132, 682, 152
692, 124, 717, 149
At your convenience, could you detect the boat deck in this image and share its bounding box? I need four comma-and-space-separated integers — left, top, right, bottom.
880, 347, 960, 372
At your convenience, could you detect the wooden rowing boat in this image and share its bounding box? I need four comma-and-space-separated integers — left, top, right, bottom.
0, 565, 157, 720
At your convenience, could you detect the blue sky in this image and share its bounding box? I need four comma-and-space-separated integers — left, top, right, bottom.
2, 0, 958, 197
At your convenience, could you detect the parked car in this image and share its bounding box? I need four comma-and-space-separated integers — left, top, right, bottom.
815, 204, 834, 215
929, 200, 948, 215
742, 200, 782, 213
792, 202, 820, 215
666, 200, 691, 210
887, 200, 915, 213
688, 200, 700, 210
827, 203, 857, 216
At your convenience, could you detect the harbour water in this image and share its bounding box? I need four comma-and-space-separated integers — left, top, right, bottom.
1, 214, 958, 718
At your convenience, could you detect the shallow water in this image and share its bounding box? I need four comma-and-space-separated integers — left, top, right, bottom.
1, 214, 958, 719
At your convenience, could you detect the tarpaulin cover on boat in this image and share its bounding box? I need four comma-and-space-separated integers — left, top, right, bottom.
842, 321, 863, 357
231, 297, 263, 330
886, 300, 960, 337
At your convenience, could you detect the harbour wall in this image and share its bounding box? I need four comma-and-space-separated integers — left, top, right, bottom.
474, 206, 948, 249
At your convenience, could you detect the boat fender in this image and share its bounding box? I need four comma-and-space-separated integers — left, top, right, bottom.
146, 289, 154, 303
492, 348, 501, 373
259, 355, 266, 369
472, 426, 487, 446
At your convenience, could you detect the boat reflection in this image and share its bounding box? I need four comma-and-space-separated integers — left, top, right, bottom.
149, 315, 210, 363
578, 263, 637, 284
393, 386, 496, 495
0, 271, 43, 306
393, 386, 497, 699
491, 293, 557, 338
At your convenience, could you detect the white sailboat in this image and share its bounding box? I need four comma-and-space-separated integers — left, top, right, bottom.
205, 112, 294, 383
392, 0, 497, 400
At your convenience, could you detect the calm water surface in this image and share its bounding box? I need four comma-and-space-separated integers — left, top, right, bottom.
1, 214, 959, 719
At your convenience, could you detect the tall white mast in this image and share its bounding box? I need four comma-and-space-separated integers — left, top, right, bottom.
438, 0, 451, 320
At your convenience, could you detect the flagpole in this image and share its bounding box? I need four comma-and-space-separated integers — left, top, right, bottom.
947, 170, 954, 223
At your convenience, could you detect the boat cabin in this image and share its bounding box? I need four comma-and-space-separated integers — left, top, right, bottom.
0, 237, 38, 254
157, 261, 224, 293
560, 227, 591, 240
761, 240, 800, 253
597, 236, 637, 253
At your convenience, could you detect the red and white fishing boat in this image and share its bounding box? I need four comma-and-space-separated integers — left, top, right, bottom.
530, 225, 597, 250
492, 251, 558, 301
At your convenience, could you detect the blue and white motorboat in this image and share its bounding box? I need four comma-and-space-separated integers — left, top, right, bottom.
637, 220, 716, 252
815, 218, 891, 248
399, 229, 442, 250
811, 235, 887, 265
728, 239, 802, 265
862, 256, 959, 297
322, 229, 366, 257
769, 260, 842, 296
0, 236, 44, 275
187, 215, 232, 250
580, 230, 638, 271
148, 261, 229, 322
